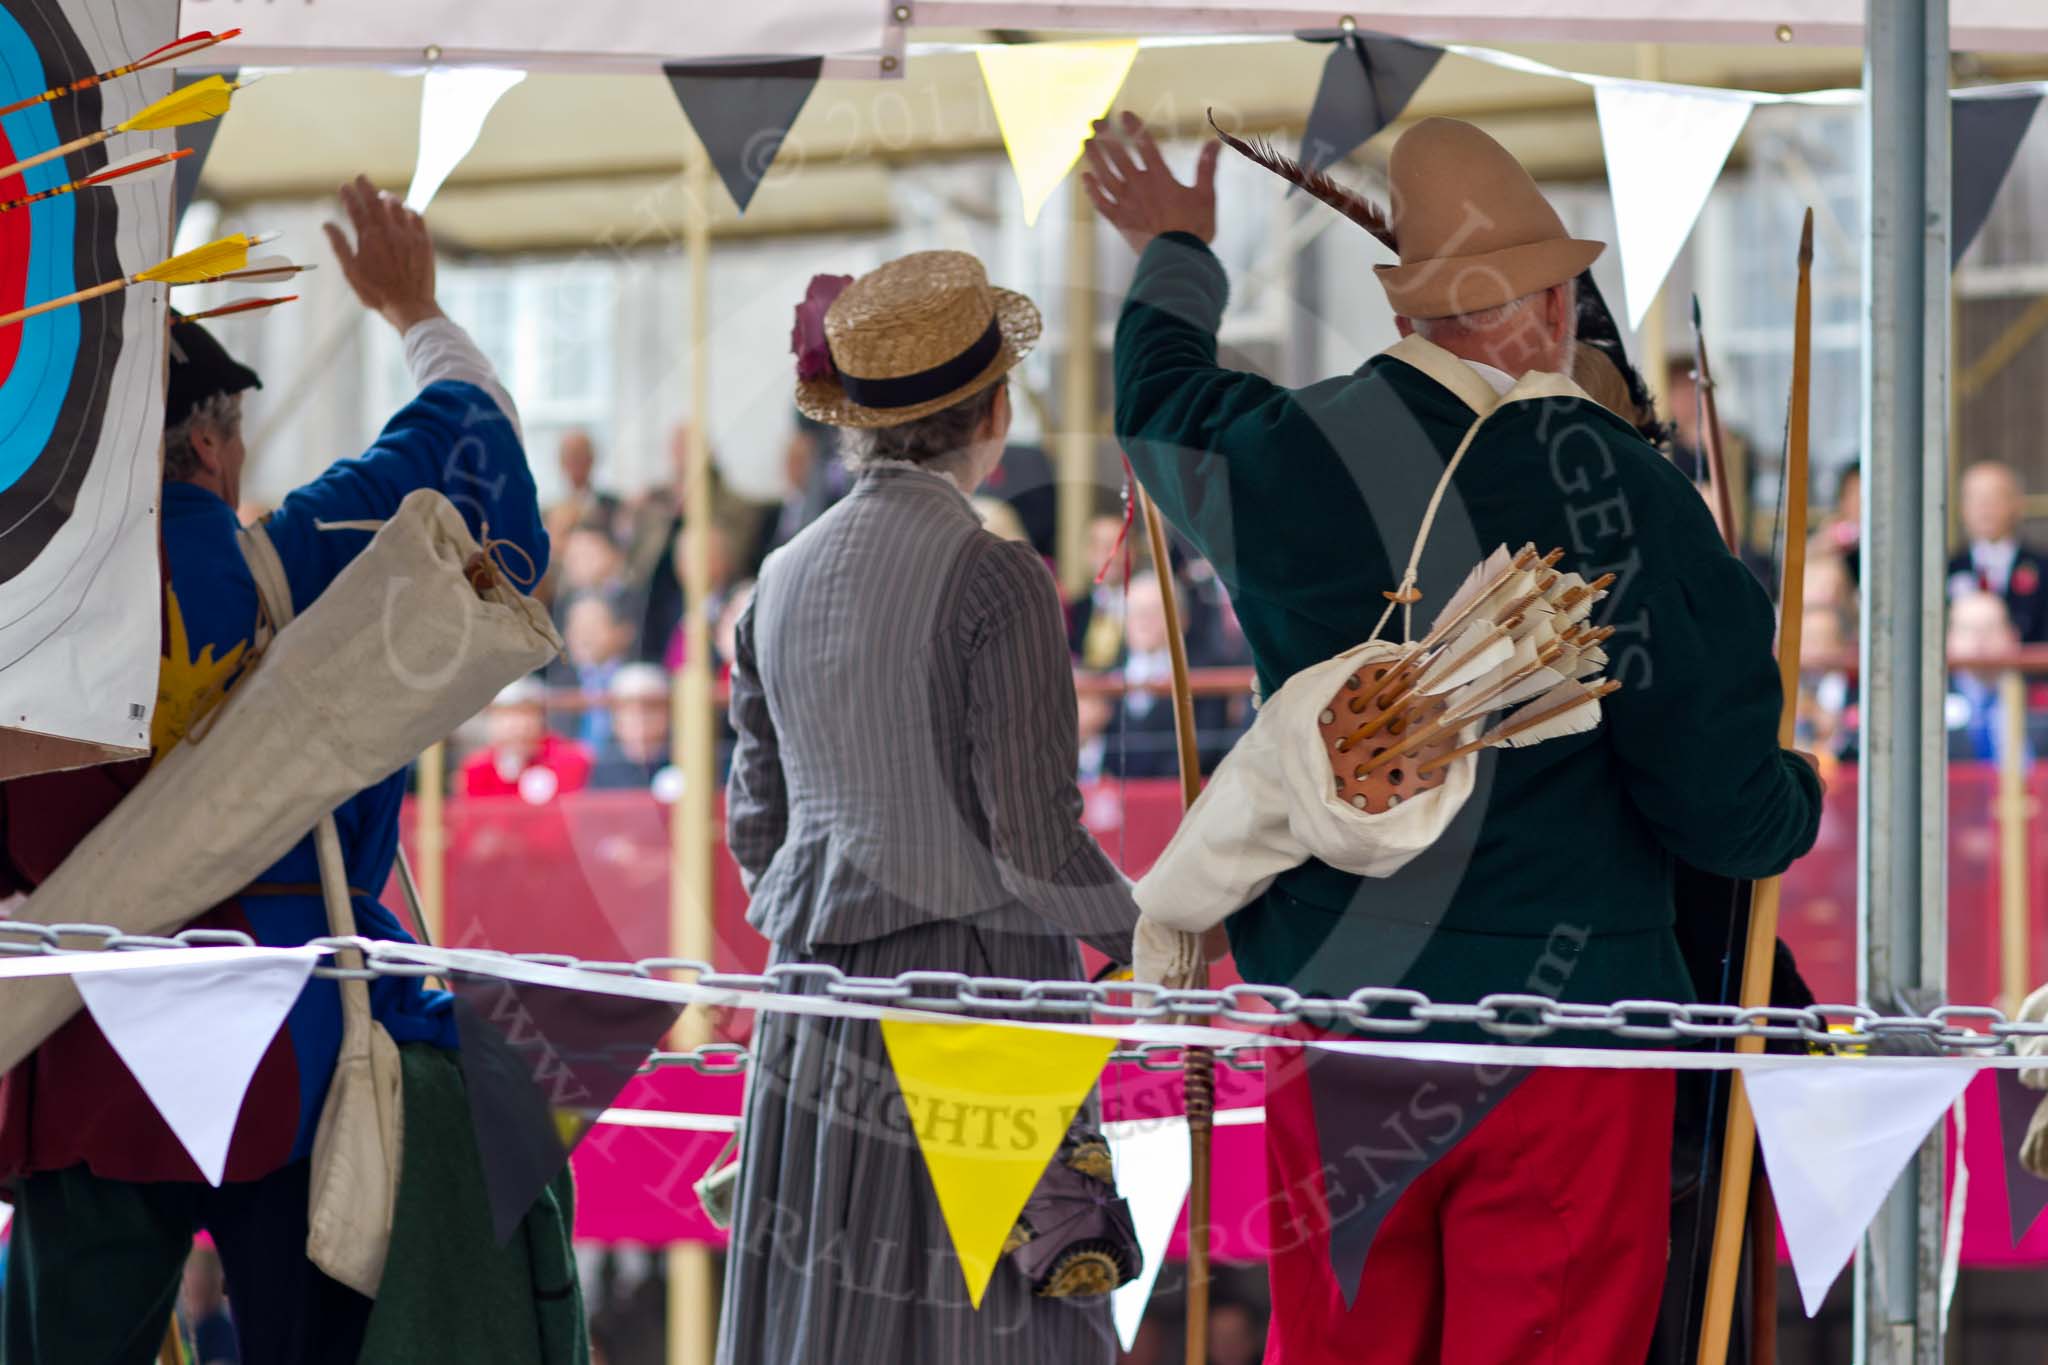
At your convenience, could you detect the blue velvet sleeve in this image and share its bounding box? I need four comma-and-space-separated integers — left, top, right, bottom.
262, 380, 550, 614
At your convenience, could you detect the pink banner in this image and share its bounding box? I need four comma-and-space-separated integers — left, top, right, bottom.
401, 764, 2048, 1262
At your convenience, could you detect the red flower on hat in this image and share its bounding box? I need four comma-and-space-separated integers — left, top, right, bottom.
2014, 562, 2040, 598
792, 273, 854, 382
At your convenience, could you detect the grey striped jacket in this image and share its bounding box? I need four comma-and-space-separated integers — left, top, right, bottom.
725, 462, 1139, 960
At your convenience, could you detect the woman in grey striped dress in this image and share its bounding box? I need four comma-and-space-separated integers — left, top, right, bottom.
714, 253, 1140, 1364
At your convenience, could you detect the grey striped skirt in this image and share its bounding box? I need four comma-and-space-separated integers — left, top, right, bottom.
714, 919, 1119, 1364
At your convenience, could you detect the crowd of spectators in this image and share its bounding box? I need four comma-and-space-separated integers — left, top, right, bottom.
441, 402, 2048, 808
1797, 456, 2048, 772
449, 417, 1258, 803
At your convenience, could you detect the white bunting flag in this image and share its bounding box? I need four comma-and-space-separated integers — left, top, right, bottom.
1594, 82, 1755, 330
977, 40, 1138, 226
75, 947, 320, 1185
405, 67, 527, 212
1748, 1060, 1974, 1316
1105, 1116, 1192, 1351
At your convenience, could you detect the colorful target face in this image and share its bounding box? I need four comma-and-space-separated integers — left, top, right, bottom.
0, 0, 175, 763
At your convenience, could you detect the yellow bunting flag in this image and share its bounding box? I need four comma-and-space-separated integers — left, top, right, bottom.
879, 1019, 1115, 1308
976, 40, 1139, 226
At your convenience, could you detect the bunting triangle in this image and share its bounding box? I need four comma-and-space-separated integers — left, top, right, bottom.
664, 57, 823, 215
1748, 1060, 1972, 1316
1105, 1116, 1190, 1351
452, 977, 681, 1241
404, 67, 526, 213
1594, 82, 1754, 330
1952, 90, 2041, 267
977, 40, 1138, 227
1297, 33, 1441, 177
1306, 1047, 1526, 1307
171, 67, 236, 226
75, 947, 319, 1185
880, 1019, 1114, 1307
1994, 1068, 2048, 1244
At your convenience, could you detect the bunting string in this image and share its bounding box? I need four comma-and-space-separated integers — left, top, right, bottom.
5, 922, 2047, 1060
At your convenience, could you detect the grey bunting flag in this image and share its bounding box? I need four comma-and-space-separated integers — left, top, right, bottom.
1952, 90, 2041, 268
1305, 1048, 1526, 1307
172, 67, 235, 225
664, 56, 823, 214
1995, 1068, 2048, 1244
452, 977, 681, 1242
1296, 31, 1442, 178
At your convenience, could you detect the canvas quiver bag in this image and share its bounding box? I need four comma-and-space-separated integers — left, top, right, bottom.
0, 486, 560, 1135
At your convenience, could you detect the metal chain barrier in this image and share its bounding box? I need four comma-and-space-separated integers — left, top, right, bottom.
0, 920, 2031, 1053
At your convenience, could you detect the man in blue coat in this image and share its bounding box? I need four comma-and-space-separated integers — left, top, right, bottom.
0, 177, 549, 1364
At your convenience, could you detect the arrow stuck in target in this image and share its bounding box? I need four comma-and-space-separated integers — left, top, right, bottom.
0, 75, 249, 186
0, 233, 290, 331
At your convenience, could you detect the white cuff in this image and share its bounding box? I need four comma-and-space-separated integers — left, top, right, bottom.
402, 315, 522, 443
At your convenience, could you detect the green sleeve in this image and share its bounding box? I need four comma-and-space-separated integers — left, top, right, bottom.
1602, 465, 1825, 879
1112, 232, 1292, 573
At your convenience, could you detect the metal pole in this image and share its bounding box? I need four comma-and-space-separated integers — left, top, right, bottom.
668, 148, 719, 1365
1057, 177, 1099, 598
1858, 4, 1950, 1362
1997, 669, 2030, 1015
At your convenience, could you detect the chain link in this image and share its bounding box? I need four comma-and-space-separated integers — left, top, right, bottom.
0, 922, 2038, 1054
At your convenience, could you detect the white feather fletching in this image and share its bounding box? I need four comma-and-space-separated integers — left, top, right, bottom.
1431, 544, 1515, 638
1445, 635, 1541, 713
1417, 621, 1513, 694
1574, 645, 1610, 679
1489, 665, 1573, 713
1559, 587, 1608, 628
1505, 602, 1558, 645
1497, 681, 1604, 749
1543, 572, 1585, 605
208, 255, 311, 285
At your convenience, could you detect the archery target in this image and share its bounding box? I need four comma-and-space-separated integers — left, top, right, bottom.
0, 0, 175, 767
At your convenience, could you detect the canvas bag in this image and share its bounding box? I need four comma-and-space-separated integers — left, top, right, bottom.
0, 486, 561, 1073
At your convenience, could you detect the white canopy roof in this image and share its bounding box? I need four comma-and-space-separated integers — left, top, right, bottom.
184, 0, 2048, 69
178, 0, 903, 73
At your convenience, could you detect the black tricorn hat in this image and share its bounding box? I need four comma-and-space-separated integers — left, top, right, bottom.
166, 312, 261, 428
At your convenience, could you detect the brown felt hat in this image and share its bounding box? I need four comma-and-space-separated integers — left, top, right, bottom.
796, 251, 1041, 429
1375, 118, 1605, 320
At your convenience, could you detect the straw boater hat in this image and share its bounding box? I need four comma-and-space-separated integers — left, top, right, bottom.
1373, 118, 1604, 320
794, 251, 1042, 429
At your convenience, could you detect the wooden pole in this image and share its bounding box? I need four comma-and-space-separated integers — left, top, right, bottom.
1997, 667, 2031, 1015
415, 740, 446, 946
667, 147, 719, 1365
1135, 488, 1211, 1365
1058, 178, 1100, 598
1697, 208, 1814, 1365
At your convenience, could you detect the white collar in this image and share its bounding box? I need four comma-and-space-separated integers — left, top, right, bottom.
1462, 360, 1516, 396
1380, 334, 1588, 414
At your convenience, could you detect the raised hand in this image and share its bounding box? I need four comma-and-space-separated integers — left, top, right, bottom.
1081, 111, 1222, 254
322, 175, 443, 335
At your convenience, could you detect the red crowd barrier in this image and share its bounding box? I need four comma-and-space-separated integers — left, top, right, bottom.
394, 765, 2048, 1260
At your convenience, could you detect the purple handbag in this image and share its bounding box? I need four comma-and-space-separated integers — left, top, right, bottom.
1001, 1133, 1143, 1298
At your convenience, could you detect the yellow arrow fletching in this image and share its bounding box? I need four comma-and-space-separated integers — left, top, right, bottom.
137, 234, 255, 285
115, 74, 236, 133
